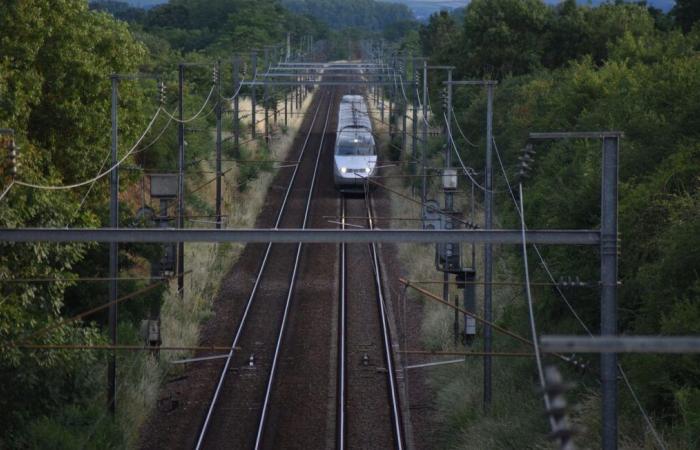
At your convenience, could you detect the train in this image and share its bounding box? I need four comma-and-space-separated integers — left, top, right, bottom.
333, 94, 377, 192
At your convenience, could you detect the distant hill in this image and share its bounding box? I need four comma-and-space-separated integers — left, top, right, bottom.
382, 0, 676, 21
281, 0, 415, 30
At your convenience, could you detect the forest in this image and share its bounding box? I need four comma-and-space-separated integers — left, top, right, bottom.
407, 0, 700, 447
1, 0, 699, 447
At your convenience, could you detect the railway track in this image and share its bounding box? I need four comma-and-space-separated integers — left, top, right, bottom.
339, 190, 405, 449
191, 81, 406, 449
195, 88, 336, 449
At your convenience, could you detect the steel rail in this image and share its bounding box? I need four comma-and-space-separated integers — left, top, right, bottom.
338, 197, 347, 450
365, 192, 405, 450
254, 88, 334, 449
194, 90, 327, 450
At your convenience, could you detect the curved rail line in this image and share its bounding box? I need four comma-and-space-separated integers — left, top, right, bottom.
195, 90, 331, 450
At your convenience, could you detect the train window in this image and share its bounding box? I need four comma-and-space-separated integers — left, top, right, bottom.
336, 145, 373, 156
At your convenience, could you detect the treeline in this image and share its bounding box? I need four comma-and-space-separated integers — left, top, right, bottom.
414, 0, 700, 446
91, 0, 329, 54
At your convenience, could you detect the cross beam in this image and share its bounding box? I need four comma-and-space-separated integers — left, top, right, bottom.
0, 228, 600, 245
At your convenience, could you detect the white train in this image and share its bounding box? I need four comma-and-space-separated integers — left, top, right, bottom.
333, 95, 377, 192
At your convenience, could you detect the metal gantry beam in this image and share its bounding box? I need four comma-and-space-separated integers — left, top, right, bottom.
0, 228, 601, 244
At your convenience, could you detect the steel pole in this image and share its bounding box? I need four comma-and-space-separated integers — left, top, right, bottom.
483, 83, 494, 411
233, 55, 240, 152
445, 69, 454, 342
108, 76, 119, 414
601, 136, 619, 450
177, 64, 185, 296
402, 58, 408, 155
215, 61, 222, 230
251, 52, 257, 139
422, 60, 428, 203
264, 49, 270, 145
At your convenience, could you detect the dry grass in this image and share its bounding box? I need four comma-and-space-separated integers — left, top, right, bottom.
116, 91, 317, 448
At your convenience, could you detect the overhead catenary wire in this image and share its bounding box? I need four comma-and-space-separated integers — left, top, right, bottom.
518, 183, 557, 432
14, 108, 163, 191
444, 112, 500, 194
451, 107, 479, 147
0, 180, 15, 203
161, 84, 217, 123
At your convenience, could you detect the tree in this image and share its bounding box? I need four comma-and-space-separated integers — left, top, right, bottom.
461, 0, 551, 78
673, 0, 700, 32
0, 0, 146, 444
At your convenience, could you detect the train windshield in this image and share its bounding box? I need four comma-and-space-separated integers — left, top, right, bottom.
336, 144, 373, 156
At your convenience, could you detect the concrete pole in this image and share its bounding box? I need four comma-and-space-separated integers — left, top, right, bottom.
108, 75, 119, 414
601, 136, 619, 450
483, 83, 494, 411
215, 61, 222, 230
177, 64, 185, 296
412, 62, 419, 196
251, 51, 257, 139
233, 55, 240, 152
422, 60, 428, 203
445, 69, 454, 343
286, 33, 291, 62
402, 57, 408, 155
264, 48, 270, 145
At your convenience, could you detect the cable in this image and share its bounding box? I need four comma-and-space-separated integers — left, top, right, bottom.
519, 183, 557, 432
493, 136, 667, 450
0, 180, 15, 203
161, 85, 216, 123
451, 107, 479, 148
15, 108, 163, 191
444, 112, 500, 194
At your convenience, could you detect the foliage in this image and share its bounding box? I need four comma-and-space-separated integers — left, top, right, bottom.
416, 0, 700, 445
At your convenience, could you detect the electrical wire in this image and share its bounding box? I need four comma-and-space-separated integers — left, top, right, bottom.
444, 112, 499, 194
451, 107, 479, 148
519, 183, 557, 432
0, 180, 15, 203
15, 108, 163, 191
492, 136, 667, 450
161, 85, 216, 123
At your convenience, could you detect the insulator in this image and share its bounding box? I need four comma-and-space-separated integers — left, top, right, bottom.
8, 140, 18, 177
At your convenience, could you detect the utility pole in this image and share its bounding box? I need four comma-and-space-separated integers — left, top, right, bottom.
286, 32, 291, 62
402, 56, 408, 156
264, 48, 270, 145
528, 130, 622, 449
444, 68, 454, 345
108, 75, 119, 414
215, 61, 222, 230
177, 64, 185, 296
412, 59, 418, 176
421, 60, 428, 203
483, 82, 494, 411
251, 51, 257, 139
233, 54, 240, 152
601, 135, 620, 450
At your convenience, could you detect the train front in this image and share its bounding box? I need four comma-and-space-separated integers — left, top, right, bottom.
333, 129, 377, 192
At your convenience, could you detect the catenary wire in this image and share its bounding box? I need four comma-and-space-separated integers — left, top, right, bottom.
14, 108, 163, 191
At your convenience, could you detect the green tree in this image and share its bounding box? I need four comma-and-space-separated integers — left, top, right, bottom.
673, 0, 700, 32
461, 0, 551, 77
0, 0, 147, 444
